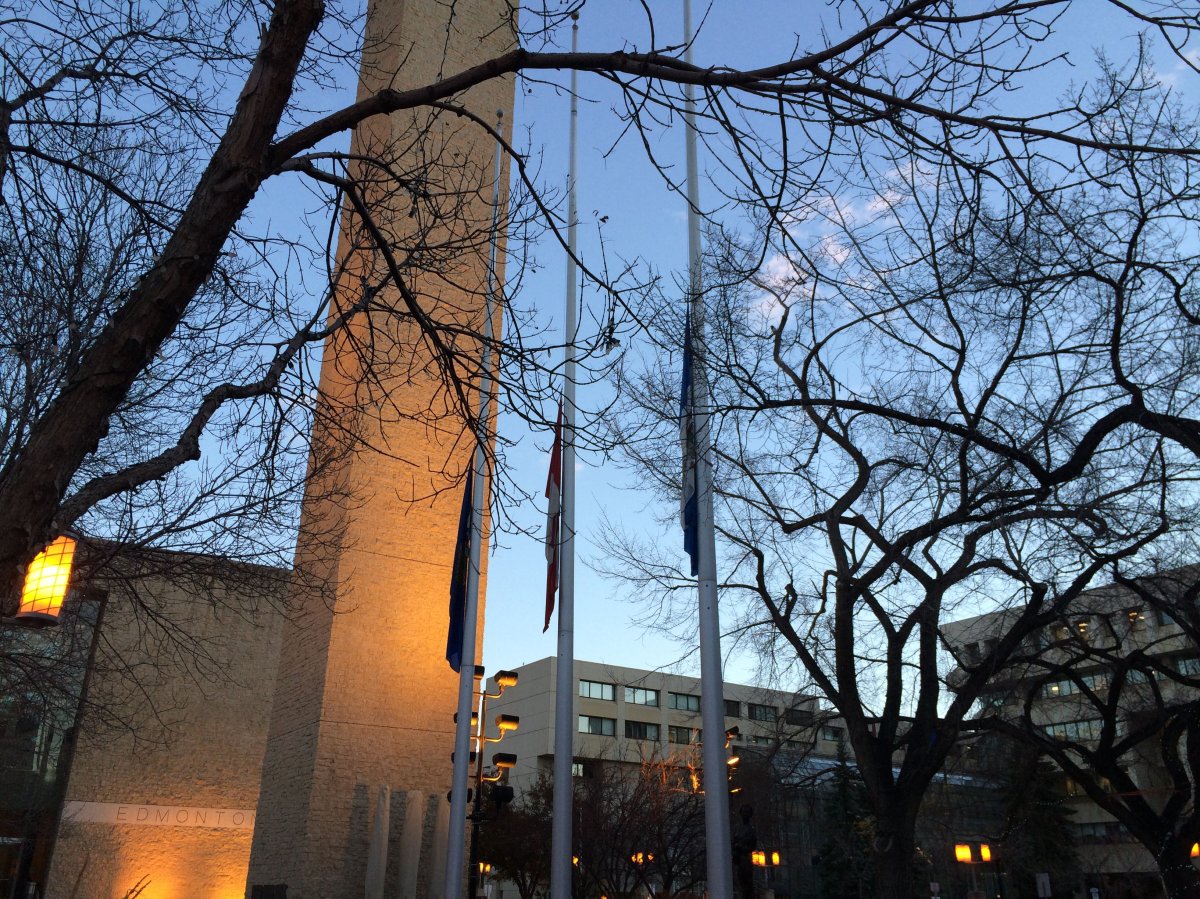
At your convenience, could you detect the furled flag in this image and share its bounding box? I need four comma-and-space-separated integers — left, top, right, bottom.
680, 320, 699, 576
544, 398, 564, 632
446, 468, 474, 672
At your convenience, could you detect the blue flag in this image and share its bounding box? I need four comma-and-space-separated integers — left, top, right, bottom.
447, 468, 474, 672
680, 322, 699, 576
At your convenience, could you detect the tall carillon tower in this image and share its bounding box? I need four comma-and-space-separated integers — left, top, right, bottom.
246, 2, 516, 896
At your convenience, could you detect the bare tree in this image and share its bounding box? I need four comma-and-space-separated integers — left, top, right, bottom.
605, 67, 1200, 895
2, 0, 1200, 598
974, 567, 1200, 897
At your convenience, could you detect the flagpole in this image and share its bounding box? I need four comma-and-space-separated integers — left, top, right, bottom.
683, 3, 734, 897
550, 14, 579, 899
445, 114, 505, 899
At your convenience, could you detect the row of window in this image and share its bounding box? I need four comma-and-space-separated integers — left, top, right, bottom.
1044, 719, 1103, 742
1076, 821, 1134, 844
580, 715, 844, 745
577, 679, 811, 723
578, 715, 661, 740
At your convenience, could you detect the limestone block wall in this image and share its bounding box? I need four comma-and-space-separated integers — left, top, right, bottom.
44, 559, 286, 899
245, 1, 517, 896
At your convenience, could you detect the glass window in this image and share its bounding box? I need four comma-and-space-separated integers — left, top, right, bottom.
821, 725, 844, 742
625, 720, 660, 741
1155, 607, 1176, 628
749, 734, 771, 746
1177, 656, 1200, 677
724, 699, 741, 718
624, 686, 659, 707
669, 692, 701, 712
1044, 719, 1102, 742
748, 703, 777, 722
579, 680, 615, 701
668, 725, 696, 744
579, 715, 615, 736
784, 708, 813, 726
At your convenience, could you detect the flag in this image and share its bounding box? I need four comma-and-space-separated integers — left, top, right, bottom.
680, 320, 699, 576
447, 468, 474, 672
544, 398, 564, 632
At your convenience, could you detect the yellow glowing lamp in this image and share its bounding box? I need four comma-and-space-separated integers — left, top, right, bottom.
495, 714, 520, 733
478, 862, 492, 874
954, 844, 973, 864
494, 670, 519, 688
751, 851, 766, 867
1192, 843, 1199, 858
17, 535, 77, 624
979, 844, 992, 863
572, 855, 579, 867
770, 851, 781, 866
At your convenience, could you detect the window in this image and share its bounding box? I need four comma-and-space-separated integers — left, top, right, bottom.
1155, 607, 1176, 628
669, 692, 701, 712
1043, 672, 1107, 698
624, 686, 659, 707
784, 708, 814, 726
821, 725, 844, 743
1077, 822, 1133, 844
1177, 656, 1200, 677
572, 761, 595, 778
748, 703, 777, 722
1043, 719, 1102, 742
625, 720, 660, 741
579, 680, 615, 701
579, 715, 615, 736
669, 725, 697, 744
978, 692, 1006, 710
748, 734, 772, 746
724, 699, 741, 718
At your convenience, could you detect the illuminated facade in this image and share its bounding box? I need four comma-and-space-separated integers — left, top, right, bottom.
0, 551, 286, 899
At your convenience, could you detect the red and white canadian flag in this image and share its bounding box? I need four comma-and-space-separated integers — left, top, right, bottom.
544, 398, 564, 632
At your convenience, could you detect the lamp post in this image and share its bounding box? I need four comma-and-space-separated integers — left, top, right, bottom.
465, 669, 519, 899
954, 842, 992, 898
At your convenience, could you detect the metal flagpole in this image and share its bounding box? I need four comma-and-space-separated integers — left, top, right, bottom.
683, 3, 734, 897
550, 14, 579, 899
445, 114, 505, 899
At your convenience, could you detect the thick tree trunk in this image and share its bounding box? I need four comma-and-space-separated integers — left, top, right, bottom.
870, 804, 920, 899
0, 0, 325, 606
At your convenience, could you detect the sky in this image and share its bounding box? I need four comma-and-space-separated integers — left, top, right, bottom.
476, 0, 1200, 685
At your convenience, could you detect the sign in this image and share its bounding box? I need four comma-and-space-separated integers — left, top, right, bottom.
61, 801, 255, 829
1036, 872, 1052, 897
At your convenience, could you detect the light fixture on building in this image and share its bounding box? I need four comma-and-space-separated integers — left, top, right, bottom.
494, 714, 520, 734
15, 534, 78, 625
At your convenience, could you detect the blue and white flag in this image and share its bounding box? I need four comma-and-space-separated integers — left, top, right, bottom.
680, 321, 699, 576
446, 468, 474, 672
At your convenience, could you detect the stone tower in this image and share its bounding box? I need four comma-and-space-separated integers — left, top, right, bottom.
246, 1, 516, 896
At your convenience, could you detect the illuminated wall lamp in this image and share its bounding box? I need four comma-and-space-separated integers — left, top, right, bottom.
15, 534, 77, 626
495, 714, 520, 733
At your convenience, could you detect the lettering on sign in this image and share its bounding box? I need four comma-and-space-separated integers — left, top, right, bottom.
61, 801, 256, 829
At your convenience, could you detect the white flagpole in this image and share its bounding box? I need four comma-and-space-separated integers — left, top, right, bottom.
445, 114, 505, 899
683, 3, 733, 898
550, 14, 579, 899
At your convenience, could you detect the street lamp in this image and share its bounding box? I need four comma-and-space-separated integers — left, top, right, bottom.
465, 669, 520, 899
12, 534, 77, 626
954, 842, 992, 896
